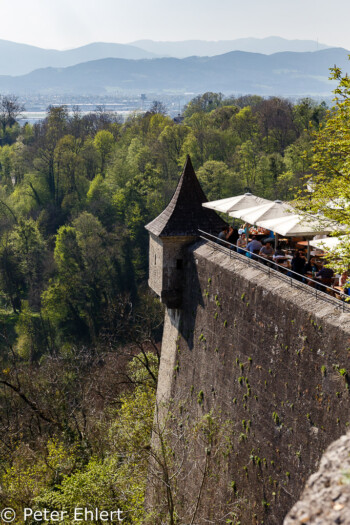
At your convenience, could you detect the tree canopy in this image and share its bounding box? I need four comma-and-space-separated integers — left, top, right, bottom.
295, 65, 350, 272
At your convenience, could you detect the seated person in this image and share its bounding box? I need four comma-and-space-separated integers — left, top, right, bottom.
247, 236, 262, 254
226, 226, 239, 249
218, 226, 229, 245
316, 266, 334, 286
290, 251, 306, 280
333, 272, 350, 298
273, 245, 288, 268
273, 246, 286, 259
237, 233, 247, 254
303, 257, 318, 276
262, 235, 274, 245
259, 241, 274, 259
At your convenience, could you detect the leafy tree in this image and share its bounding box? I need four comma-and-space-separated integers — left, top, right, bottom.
0, 235, 25, 312
230, 106, 259, 142
184, 92, 224, 118
283, 134, 313, 190
80, 137, 99, 180
208, 104, 239, 130
226, 94, 263, 109
1, 438, 78, 523
158, 123, 191, 173
93, 130, 114, 176
0, 95, 24, 145
254, 97, 297, 153
9, 141, 28, 185
43, 213, 125, 342
86, 174, 116, 229
295, 63, 350, 272
33, 106, 69, 207
34, 356, 157, 524
197, 160, 243, 200
149, 100, 167, 115
0, 95, 24, 128
54, 134, 88, 214
293, 97, 327, 133
9, 219, 47, 309
15, 304, 55, 361
0, 145, 13, 184
42, 224, 89, 340
235, 139, 261, 191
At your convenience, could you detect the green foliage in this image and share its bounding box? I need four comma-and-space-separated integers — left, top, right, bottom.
272, 412, 280, 425
2, 355, 157, 524
197, 160, 243, 200
294, 61, 350, 272
39, 383, 154, 524
184, 92, 224, 118
1, 440, 77, 522
0, 93, 323, 325
197, 390, 204, 405
86, 174, 116, 228
93, 130, 115, 175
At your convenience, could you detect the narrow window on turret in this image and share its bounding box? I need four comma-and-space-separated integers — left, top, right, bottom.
176, 259, 183, 269
154, 254, 157, 265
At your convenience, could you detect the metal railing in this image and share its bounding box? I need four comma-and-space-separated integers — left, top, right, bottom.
198, 229, 350, 313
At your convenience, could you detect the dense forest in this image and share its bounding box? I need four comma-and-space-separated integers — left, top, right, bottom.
0, 92, 328, 523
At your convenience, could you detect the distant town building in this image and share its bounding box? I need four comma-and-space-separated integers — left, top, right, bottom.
173, 113, 184, 124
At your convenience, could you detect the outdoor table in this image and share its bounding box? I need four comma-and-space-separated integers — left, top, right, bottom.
304, 272, 315, 285
275, 258, 291, 271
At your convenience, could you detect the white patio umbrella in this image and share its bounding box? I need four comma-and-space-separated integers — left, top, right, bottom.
225, 199, 295, 248
310, 236, 346, 250
202, 193, 270, 214
258, 214, 339, 237
259, 214, 341, 257
232, 200, 295, 225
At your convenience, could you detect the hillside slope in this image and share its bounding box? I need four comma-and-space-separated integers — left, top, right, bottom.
0, 47, 348, 96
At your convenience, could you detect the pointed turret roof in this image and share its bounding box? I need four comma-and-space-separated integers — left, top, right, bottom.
145, 156, 226, 237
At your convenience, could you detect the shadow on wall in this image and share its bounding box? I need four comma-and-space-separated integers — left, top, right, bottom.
177, 243, 204, 351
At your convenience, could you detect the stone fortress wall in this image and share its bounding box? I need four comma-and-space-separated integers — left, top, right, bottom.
154, 240, 350, 524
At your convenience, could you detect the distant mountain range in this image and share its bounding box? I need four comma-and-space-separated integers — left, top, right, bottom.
0, 47, 348, 97
0, 37, 330, 76
0, 40, 157, 76
132, 37, 330, 58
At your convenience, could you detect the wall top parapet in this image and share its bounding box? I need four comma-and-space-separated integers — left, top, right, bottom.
197, 230, 350, 317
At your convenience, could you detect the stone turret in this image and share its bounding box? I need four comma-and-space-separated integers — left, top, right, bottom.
145, 156, 225, 308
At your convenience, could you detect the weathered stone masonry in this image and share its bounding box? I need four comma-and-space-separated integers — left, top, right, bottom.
154, 241, 350, 524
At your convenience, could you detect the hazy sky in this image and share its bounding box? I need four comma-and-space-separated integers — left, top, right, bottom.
0, 0, 349, 50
